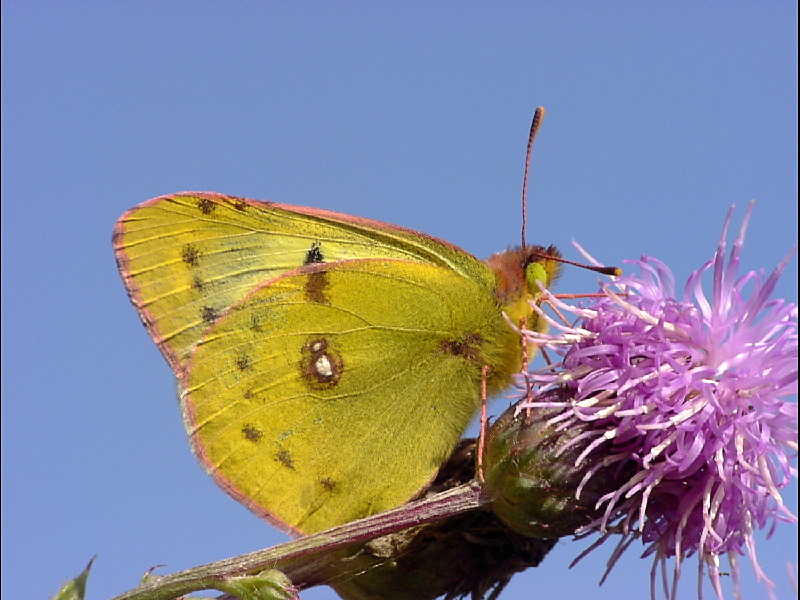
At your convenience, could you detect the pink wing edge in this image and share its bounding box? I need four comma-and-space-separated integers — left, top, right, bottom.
112, 208, 185, 375
162, 190, 473, 256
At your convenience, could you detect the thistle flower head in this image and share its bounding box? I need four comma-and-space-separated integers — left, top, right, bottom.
519, 202, 798, 599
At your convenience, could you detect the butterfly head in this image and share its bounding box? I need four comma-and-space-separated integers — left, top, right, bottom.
485, 245, 562, 331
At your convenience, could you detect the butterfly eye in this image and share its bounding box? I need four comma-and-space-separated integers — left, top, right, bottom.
524, 261, 549, 296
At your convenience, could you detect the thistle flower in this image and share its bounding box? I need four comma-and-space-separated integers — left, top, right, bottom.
519, 202, 798, 600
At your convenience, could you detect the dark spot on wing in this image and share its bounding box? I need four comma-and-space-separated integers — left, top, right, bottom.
276, 449, 295, 470
300, 337, 343, 389
243, 388, 254, 400
201, 306, 219, 324
241, 423, 263, 443
191, 275, 205, 291
320, 478, 337, 491
232, 198, 248, 211
181, 244, 200, 266
305, 271, 329, 304
304, 242, 325, 265
249, 314, 263, 332
197, 198, 216, 214
235, 354, 252, 371
439, 333, 483, 361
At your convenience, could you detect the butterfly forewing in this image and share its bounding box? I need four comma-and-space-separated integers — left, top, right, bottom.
113, 193, 497, 372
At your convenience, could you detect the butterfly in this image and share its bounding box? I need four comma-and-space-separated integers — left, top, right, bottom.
113, 117, 562, 535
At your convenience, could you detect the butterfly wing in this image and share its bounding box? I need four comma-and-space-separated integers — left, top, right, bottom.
181, 258, 521, 533
113, 193, 497, 373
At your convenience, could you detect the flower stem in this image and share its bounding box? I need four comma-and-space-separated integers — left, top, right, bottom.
111, 481, 487, 600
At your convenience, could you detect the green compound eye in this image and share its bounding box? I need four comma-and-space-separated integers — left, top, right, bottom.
525, 261, 549, 294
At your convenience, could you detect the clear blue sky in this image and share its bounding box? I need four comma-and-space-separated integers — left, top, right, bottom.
2, 3, 797, 600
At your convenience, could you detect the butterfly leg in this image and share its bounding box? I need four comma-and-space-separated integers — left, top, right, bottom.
476, 364, 492, 482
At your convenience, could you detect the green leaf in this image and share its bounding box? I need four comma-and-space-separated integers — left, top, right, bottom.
52, 557, 95, 600
216, 569, 297, 600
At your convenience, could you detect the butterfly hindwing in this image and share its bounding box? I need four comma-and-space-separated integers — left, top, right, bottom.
181, 258, 520, 533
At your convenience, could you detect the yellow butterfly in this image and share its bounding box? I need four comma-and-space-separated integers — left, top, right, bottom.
113, 126, 561, 537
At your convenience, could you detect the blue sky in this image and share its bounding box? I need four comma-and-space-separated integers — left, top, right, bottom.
2, 3, 797, 600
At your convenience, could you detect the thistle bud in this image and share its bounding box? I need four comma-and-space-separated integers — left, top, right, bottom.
483, 398, 635, 539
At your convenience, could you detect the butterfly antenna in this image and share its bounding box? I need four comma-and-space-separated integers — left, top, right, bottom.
528, 249, 622, 276
521, 106, 546, 248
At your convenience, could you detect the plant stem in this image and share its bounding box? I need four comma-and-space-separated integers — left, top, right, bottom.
111, 481, 487, 600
